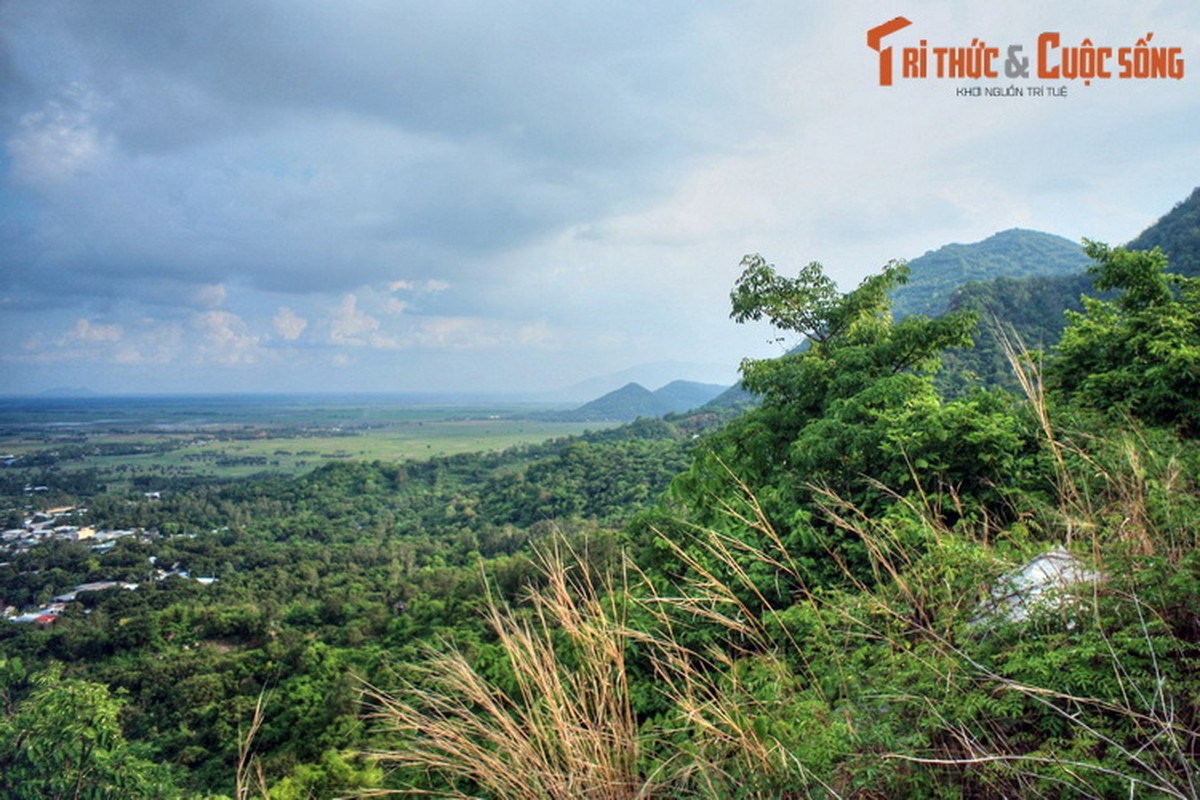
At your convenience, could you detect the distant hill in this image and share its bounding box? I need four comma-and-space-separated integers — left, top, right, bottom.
939, 272, 1096, 391
652, 380, 729, 412
891, 229, 1091, 319
683, 382, 759, 417
1127, 185, 1200, 277
541, 380, 728, 422
537, 362, 737, 403
573, 383, 664, 421
936, 186, 1200, 392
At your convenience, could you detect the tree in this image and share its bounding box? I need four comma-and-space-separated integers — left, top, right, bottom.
1053, 241, 1200, 435
0, 666, 177, 799
671, 254, 1035, 592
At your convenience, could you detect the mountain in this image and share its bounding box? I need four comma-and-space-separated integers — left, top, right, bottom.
939, 272, 1096, 391
543, 380, 729, 422
934, 186, 1200, 392
1127, 185, 1200, 277
890, 228, 1092, 319
651, 380, 728, 412
537, 362, 737, 403
549, 189, 1200, 414
572, 383, 665, 421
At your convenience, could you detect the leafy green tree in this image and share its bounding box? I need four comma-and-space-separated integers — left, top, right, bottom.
267, 750, 382, 799
672, 255, 1017, 590
0, 665, 177, 799
1054, 241, 1200, 434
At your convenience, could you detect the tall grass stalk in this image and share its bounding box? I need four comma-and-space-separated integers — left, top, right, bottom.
364, 540, 653, 799
364, 335, 1199, 798
235, 687, 271, 800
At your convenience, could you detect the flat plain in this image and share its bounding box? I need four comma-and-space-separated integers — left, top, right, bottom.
0, 394, 609, 487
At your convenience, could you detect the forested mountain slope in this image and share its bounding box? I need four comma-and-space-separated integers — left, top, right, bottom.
939, 186, 1200, 389
540, 380, 728, 422
890, 228, 1090, 319
1128, 185, 1200, 276
371, 239, 1200, 798
4, 191, 1200, 798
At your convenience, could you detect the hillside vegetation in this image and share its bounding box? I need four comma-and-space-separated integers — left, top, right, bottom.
936, 187, 1200, 391
2, 191, 1200, 798
889, 228, 1090, 319
370, 239, 1200, 798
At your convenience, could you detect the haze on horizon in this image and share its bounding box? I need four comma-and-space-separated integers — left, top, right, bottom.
1, 1, 1198, 397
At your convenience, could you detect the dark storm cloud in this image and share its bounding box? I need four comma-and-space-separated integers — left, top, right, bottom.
5, 0, 1195, 397
0, 0, 739, 300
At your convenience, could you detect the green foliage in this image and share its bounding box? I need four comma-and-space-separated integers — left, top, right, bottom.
0, 417, 688, 795
731, 253, 911, 345
890, 228, 1091, 320
674, 255, 1033, 594
939, 272, 1095, 394
1127, 184, 1200, 278
0, 664, 178, 798
1054, 241, 1200, 434
637, 244, 1200, 797
267, 750, 382, 799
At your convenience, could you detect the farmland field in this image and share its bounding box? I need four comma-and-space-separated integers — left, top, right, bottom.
0, 394, 611, 489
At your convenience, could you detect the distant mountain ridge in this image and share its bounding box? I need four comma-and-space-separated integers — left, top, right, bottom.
1127, 186, 1200, 277
536, 361, 737, 403
890, 228, 1091, 319
540, 380, 728, 422
559, 188, 1200, 418
936, 186, 1200, 390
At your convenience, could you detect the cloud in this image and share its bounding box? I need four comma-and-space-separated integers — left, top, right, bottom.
191, 310, 262, 365
328, 294, 378, 346
394, 316, 562, 352
58, 318, 122, 345
111, 321, 183, 366
327, 294, 398, 349
193, 283, 227, 309
6, 85, 108, 187
7, 315, 183, 367
0, 1, 761, 304
272, 306, 307, 341
389, 279, 453, 293
1, 1, 1197, 396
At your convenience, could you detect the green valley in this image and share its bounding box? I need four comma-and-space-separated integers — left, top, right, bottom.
3, 188, 1200, 799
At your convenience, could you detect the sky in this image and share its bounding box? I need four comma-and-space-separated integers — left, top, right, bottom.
1, 1, 1198, 398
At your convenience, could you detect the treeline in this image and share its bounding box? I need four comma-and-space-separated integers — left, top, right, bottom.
372, 241, 1200, 798
3, 239, 1200, 798
0, 419, 692, 796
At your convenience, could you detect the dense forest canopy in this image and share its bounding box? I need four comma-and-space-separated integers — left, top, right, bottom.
3, 193, 1200, 796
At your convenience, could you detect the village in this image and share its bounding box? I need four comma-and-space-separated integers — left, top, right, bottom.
1, 501, 217, 624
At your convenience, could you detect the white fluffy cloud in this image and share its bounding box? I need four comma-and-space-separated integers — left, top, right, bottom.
191, 311, 262, 365
58, 318, 123, 345
272, 307, 308, 341
327, 294, 397, 349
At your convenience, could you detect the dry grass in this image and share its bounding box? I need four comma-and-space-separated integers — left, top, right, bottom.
364, 541, 653, 799
363, 332, 1200, 798
235, 688, 271, 800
